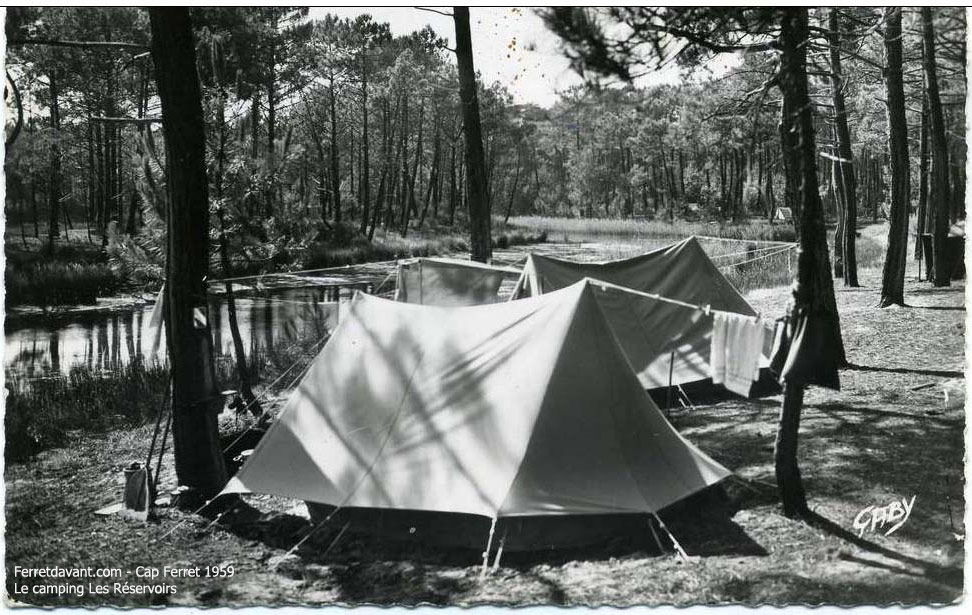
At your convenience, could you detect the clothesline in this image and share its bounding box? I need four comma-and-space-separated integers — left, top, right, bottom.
709, 242, 798, 261
693, 234, 797, 247
208, 260, 400, 285
717, 244, 795, 270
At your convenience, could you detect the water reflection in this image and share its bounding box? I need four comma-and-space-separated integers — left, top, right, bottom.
4, 286, 342, 378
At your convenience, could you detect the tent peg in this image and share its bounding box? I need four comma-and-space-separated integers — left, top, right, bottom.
490, 528, 508, 573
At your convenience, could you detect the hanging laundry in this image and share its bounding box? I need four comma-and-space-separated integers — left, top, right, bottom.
769, 308, 841, 391
146, 285, 166, 361
710, 311, 766, 397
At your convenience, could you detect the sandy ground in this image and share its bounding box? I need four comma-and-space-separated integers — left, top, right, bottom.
4, 229, 966, 607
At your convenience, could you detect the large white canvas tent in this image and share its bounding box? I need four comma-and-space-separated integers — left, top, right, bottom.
511, 237, 765, 389
223, 280, 730, 549
394, 257, 521, 307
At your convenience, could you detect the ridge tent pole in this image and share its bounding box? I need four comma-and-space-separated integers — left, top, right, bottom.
652, 512, 689, 561
480, 516, 498, 579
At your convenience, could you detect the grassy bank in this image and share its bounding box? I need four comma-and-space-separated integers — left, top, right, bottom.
5, 244, 123, 307
506, 215, 797, 243
4, 361, 170, 462
4, 331, 328, 464
302, 227, 546, 269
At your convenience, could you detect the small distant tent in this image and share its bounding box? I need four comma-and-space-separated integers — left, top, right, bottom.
511, 237, 764, 389
223, 280, 730, 549
774, 207, 794, 223
394, 257, 521, 307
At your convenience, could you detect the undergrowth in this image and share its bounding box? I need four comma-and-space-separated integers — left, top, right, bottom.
4, 330, 329, 464
506, 215, 797, 243
302, 224, 546, 269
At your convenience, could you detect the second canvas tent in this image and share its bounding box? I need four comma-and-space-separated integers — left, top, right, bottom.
512, 237, 767, 390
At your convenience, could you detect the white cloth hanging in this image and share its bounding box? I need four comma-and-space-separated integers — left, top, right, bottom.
146, 286, 165, 361
711, 311, 766, 397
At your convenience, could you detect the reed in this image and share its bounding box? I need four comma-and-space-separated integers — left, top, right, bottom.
4, 329, 330, 463
5, 261, 121, 307
505, 215, 797, 243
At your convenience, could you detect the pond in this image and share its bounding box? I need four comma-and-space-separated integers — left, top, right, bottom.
2, 237, 698, 379
4, 288, 351, 378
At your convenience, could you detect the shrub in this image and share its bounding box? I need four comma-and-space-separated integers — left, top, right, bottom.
5, 261, 121, 307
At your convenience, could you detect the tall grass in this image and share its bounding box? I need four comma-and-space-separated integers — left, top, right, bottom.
302, 227, 546, 269
506, 215, 797, 243
4, 360, 170, 462
303, 231, 471, 269
4, 329, 330, 463
6, 243, 122, 307
5, 261, 121, 307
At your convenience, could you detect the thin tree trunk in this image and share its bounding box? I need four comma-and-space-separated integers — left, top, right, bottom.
922, 7, 951, 286
329, 80, 342, 224
211, 39, 261, 418
454, 7, 492, 262
879, 7, 911, 307
504, 149, 522, 224
828, 8, 858, 286
31, 181, 39, 237
915, 93, 929, 262
359, 53, 371, 236
832, 155, 845, 277
46, 67, 62, 253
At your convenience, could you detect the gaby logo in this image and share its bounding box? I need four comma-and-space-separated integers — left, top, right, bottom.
853, 496, 916, 538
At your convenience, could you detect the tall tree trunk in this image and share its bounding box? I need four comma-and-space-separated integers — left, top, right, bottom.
922, 7, 952, 286
448, 142, 457, 224
31, 181, 39, 237
879, 7, 911, 307
454, 6, 492, 262
832, 155, 846, 277
329, 80, 342, 224
359, 54, 371, 236
265, 58, 276, 217
778, 95, 801, 231
150, 7, 227, 501
212, 39, 261, 418
915, 93, 929, 262
828, 8, 858, 286
504, 149, 522, 224
774, 8, 844, 519
46, 67, 61, 253
401, 99, 424, 235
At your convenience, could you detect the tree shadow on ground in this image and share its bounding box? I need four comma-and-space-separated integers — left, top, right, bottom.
906, 285, 964, 297
805, 511, 963, 590
911, 305, 965, 312
845, 363, 963, 379
216, 486, 765, 605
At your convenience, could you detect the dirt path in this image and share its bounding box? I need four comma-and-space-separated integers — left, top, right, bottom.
5, 243, 965, 607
